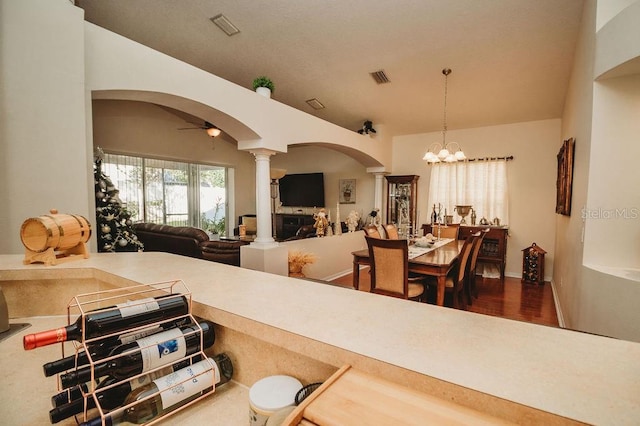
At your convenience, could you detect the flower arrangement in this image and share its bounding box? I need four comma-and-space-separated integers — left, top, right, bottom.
252, 76, 275, 92
288, 250, 317, 277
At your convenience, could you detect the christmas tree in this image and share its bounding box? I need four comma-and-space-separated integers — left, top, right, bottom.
94, 150, 144, 252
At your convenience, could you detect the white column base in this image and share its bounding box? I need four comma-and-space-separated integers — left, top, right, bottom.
240, 244, 289, 276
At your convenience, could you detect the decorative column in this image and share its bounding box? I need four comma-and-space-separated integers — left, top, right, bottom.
250, 149, 278, 246
373, 172, 386, 221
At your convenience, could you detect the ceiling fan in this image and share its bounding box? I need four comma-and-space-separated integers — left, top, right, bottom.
177, 121, 221, 138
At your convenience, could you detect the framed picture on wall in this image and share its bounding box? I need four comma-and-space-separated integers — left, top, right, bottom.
339, 179, 356, 204
556, 138, 575, 216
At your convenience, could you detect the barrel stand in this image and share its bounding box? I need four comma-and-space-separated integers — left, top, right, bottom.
23, 241, 88, 266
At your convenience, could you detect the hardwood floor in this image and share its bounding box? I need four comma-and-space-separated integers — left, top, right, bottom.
330, 268, 559, 327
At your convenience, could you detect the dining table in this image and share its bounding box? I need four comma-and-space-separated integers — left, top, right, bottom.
351, 238, 465, 306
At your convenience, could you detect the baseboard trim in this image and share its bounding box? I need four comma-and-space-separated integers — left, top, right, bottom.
549, 279, 566, 328
321, 267, 361, 283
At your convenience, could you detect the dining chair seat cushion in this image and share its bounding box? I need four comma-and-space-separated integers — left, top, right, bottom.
408, 282, 425, 298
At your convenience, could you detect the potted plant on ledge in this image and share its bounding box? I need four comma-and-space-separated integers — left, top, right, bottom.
253, 76, 275, 98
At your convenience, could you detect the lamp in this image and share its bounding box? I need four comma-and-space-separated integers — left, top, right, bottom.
204, 121, 222, 138
206, 126, 221, 138
270, 168, 287, 238
423, 68, 466, 164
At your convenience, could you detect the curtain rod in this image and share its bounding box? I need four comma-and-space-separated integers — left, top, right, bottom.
464, 155, 514, 162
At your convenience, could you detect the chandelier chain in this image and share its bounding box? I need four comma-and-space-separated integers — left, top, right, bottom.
442, 68, 451, 144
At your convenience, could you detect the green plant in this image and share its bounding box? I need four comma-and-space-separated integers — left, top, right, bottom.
252, 76, 275, 92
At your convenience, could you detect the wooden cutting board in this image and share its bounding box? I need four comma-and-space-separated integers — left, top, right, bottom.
283, 365, 515, 425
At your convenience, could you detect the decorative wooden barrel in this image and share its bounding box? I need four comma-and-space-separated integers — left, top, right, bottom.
20, 209, 92, 253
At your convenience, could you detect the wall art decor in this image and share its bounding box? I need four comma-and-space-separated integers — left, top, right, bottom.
339, 179, 356, 204
556, 138, 575, 216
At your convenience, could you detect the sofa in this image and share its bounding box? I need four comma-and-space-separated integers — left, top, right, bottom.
132, 223, 247, 266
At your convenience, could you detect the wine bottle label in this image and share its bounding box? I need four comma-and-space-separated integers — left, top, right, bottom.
129, 365, 174, 390
118, 325, 163, 345
154, 359, 215, 409
117, 297, 160, 318
136, 328, 187, 371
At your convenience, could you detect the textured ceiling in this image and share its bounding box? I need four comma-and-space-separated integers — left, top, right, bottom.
75, 0, 584, 137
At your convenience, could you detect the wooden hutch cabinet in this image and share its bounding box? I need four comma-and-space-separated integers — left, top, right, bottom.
422, 224, 509, 280
459, 225, 508, 280
385, 175, 419, 233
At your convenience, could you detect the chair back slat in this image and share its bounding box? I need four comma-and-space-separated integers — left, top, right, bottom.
456, 232, 479, 284
470, 228, 490, 272
365, 236, 410, 299
384, 224, 400, 240
364, 224, 384, 239
432, 224, 459, 240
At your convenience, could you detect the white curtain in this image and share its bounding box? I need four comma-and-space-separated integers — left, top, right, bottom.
427, 159, 509, 225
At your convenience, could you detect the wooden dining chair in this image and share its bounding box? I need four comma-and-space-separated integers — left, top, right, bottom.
431, 224, 459, 240
363, 224, 385, 239
466, 228, 490, 304
365, 236, 425, 302
384, 224, 399, 240
434, 231, 479, 309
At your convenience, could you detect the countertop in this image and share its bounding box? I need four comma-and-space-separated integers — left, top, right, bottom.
1, 252, 640, 425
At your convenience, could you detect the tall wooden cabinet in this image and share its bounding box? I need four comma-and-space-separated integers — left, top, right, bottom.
385, 175, 419, 233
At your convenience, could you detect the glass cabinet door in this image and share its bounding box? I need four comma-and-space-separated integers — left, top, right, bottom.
385, 175, 419, 236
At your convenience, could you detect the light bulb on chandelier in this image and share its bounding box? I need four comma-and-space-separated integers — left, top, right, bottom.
423, 68, 466, 164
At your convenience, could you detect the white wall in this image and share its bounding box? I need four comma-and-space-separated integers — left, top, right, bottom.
282, 231, 368, 281
0, 0, 92, 254
585, 74, 640, 267
393, 120, 560, 280
557, 0, 640, 342
554, 0, 596, 331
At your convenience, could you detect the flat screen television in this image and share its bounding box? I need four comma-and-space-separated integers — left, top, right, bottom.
278, 172, 325, 207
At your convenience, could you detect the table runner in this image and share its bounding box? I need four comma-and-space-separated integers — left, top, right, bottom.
408, 238, 454, 259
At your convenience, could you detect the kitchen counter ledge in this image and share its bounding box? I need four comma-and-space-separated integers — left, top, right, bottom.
1, 252, 639, 425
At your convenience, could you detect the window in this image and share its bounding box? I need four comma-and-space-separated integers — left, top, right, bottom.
427, 160, 509, 225
102, 153, 229, 235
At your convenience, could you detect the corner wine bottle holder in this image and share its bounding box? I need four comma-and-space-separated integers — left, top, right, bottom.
58, 280, 217, 426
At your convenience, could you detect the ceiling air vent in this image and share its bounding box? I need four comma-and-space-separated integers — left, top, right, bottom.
210, 14, 240, 36
370, 70, 390, 84
306, 98, 325, 110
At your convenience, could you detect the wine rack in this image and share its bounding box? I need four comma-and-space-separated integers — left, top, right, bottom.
59, 280, 217, 425
521, 243, 546, 285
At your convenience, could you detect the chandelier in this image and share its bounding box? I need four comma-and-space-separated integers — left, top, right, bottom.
423, 68, 466, 163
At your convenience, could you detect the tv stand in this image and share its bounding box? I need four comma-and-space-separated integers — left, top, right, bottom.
275, 213, 315, 240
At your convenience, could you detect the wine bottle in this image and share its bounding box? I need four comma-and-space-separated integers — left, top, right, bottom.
431, 204, 438, 224
79, 355, 232, 426
44, 320, 186, 377
51, 381, 93, 408
24, 294, 189, 350
59, 321, 214, 389
49, 354, 219, 424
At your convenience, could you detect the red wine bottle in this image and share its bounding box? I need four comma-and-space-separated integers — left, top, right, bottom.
24, 294, 189, 350
51, 381, 94, 408
43, 320, 186, 377
49, 354, 217, 424
59, 321, 214, 389
80, 356, 231, 426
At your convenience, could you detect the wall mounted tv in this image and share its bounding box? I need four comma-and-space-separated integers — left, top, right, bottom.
278, 172, 325, 207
